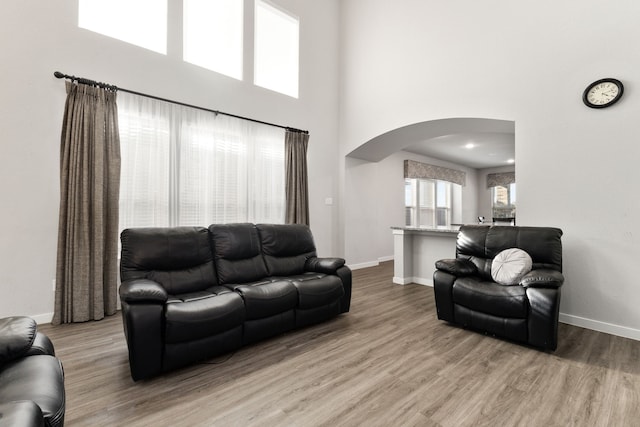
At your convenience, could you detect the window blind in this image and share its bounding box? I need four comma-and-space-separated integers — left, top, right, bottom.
118, 91, 285, 231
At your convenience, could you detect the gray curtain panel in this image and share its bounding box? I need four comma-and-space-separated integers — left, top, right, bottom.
53, 82, 121, 324
285, 130, 309, 225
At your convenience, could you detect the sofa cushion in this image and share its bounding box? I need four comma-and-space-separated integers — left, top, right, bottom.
209, 224, 269, 284
165, 290, 245, 343
256, 224, 317, 276
233, 280, 298, 320
0, 356, 65, 427
491, 248, 532, 285
457, 225, 563, 272
452, 277, 528, 318
120, 227, 216, 294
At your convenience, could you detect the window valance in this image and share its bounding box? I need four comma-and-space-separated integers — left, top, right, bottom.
487, 172, 515, 188
404, 160, 466, 186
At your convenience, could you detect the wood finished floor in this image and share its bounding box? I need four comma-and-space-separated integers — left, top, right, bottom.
40, 261, 640, 427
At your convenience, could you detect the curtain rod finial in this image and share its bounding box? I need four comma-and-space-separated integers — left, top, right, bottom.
54, 71, 65, 79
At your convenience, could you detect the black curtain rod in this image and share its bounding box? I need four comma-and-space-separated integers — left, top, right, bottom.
53, 71, 309, 134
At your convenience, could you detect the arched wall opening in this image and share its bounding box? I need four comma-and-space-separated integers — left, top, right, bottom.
343, 117, 515, 268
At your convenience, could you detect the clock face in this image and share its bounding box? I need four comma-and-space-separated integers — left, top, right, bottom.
583, 78, 624, 108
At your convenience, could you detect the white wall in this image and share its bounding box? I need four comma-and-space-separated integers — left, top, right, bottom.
345, 150, 478, 268
0, 0, 340, 321
340, 0, 640, 339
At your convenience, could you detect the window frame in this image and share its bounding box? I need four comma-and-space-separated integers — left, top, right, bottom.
491, 183, 517, 219
405, 178, 453, 228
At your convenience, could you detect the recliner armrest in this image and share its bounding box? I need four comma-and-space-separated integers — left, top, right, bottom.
520, 269, 564, 288
435, 258, 477, 277
0, 401, 44, 427
119, 279, 168, 304
0, 316, 37, 364
305, 257, 346, 275
25, 332, 55, 357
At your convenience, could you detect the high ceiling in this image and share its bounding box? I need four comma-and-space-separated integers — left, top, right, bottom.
347, 118, 515, 169
403, 132, 515, 169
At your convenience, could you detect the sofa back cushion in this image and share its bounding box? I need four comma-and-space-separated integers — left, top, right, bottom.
120, 227, 216, 295
256, 224, 317, 276
209, 223, 269, 284
456, 225, 563, 280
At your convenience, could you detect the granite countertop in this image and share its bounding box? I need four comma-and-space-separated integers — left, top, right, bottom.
390, 225, 461, 233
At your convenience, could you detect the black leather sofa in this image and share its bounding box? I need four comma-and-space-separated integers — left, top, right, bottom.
119, 223, 352, 381
0, 317, 65, 427
433, 225, 564, 350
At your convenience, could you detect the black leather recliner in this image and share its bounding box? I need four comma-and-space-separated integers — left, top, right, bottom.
433, 225, 564, 350
119, 223, 352, 381
0, 316, 65, 427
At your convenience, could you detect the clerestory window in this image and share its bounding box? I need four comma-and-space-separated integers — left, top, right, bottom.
78, 0, 167, 54
254, 0, 300, 98
183, 0, 244, 80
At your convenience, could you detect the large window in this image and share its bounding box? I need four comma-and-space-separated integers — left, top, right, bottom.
183, 0, 244, 80
118, 92, 285, 231
405, 179, 453, 228
254, 0, 300, 98
78, 0, 167, 54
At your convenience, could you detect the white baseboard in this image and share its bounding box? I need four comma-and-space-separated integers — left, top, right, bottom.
393, 276, 433, 287
559, 313, 640, 341
348, 260, 380, 270
348, 256, 393, 271
32, 312, 54, 325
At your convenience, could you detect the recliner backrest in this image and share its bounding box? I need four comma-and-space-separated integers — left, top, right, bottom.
256, 223, 317, 276
456, 225, 563, 280
120, 227, 216, 294
209, 223, 269, 284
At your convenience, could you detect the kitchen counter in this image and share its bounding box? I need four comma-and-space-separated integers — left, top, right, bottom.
390, 225, 461, 234
391, 226, 460, 285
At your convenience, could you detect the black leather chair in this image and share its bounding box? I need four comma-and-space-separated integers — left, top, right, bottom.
433, 225, 564, 350
0, 317, 65, 427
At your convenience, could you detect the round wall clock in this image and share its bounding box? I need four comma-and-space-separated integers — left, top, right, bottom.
583, 78, 624, 108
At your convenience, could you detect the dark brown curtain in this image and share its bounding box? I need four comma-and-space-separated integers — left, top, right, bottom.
285, 130, 309, 225
53, 82, 121, 324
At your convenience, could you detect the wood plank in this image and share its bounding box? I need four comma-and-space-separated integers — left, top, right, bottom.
38, 262, 640, 426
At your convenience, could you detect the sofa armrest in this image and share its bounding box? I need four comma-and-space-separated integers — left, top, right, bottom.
25, 332, 55, 357
305, 257, 346, 275
119, 279, 168, 304
435, 258, 477, 277
0, 316, 37, 364
520, 269, 564, 288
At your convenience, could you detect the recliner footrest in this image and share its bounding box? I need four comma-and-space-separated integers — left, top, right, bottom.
291, 275, 344, 309
165, 292, 245, 343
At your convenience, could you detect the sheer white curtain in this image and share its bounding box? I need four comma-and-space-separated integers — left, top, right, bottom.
118, 92, 285, 231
